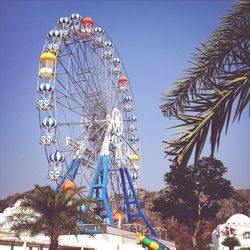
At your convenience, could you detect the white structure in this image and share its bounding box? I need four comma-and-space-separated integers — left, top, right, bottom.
212, 214, 250, 250
0, 200, 175, 250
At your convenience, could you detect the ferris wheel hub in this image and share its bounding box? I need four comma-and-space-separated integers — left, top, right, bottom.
111, 108, 123, 136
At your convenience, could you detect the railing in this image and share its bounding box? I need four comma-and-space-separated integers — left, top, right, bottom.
79, 223, 168, 241
121, 223, 168, 240
79, 224, 105, 234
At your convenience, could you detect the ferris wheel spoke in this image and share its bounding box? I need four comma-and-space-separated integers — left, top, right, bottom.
86, 123, 106, 144
110, 85, 123, 114
77, 40, 108, 107
57, 59, 83, 88
78, 167, 92, 187
56, 93, 89, 118
58, 121, 83, 126
109, 169, 122, 195
120, 133, 138, 155
66, 41, 105, 106
87, 44, 108, 99
76, 130, 108, 185
56, 100, 82, 116
55, 71, 96, 117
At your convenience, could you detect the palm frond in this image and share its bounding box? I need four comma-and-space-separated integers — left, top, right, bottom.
6, 185, 101, 238
161, 0, 250, 166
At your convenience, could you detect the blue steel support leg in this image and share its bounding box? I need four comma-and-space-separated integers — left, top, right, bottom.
86, 155, 114, 225
120, 168, 133, 223
83, 157, 103, 213
70, 159, 81, 181
121, 167, 158, 237
101, 155, 114, 224
88, 157, 103, 198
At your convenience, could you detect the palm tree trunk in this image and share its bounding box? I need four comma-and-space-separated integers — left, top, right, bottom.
192, 227, 199, 250
49, 236, 59, 250
192, 200, 202, 250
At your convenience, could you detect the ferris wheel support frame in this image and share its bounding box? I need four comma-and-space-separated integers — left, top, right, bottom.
38, 14, 158, 236
87, 154, 115, 225
120, 167, 158, 237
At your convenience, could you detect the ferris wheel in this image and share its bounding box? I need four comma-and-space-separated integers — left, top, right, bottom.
37, 14, 157, 236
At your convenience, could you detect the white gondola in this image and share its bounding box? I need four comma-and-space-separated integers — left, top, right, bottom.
130, 135, 139, 151
93, 27, 104, 48
58, 17, 70, 25
58, 17, 71, 41
54, 170, 61, 178
70, 13, 82, 34
48, 170, 55, 180
37, 82, 54, 111
37, 98, 50, 111
128, 115, 136, 122
127, 189, 133, 196
39, 82, 54, 92
128, 115, 137, 132
124, 96, 133, 112
131, 171, 138, 180
47, 30, 61, 53
130, 136, 139, 142
71, 13, 80, 19
40, 135, 55, 146
48, 30, 61, 38
41, 117, 57, 142
103, 41, 113, 59
42, 116, 57, 128
48, 169, 62, 180
49, 150, 65, 162
112, 58, 121, 75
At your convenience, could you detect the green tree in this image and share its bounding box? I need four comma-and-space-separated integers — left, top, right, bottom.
154, 156, 234, 250
7, 185, 99, 250
222, 236, 241, 250
160, 0, 250, 167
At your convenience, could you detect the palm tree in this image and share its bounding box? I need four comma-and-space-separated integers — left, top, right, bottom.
160, 0, 250, 167
7, 185, 100, 250
222, 236, 241, 250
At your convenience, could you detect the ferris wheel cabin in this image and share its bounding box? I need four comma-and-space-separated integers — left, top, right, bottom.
39, 52, 56, 80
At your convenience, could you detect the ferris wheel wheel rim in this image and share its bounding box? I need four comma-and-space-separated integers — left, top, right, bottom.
37, 15, 141, 208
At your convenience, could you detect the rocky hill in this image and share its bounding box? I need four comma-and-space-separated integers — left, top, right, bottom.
0, 190, 32, 213
1, 188, 249, 250
137, 188, 250, 249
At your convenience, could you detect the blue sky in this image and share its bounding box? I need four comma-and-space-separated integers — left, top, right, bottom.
0, 0, 249, 199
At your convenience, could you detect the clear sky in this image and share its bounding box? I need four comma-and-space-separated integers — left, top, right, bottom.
0, 0, 249, 199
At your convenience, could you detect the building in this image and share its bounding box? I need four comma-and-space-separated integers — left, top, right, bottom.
212, 214, 250, 250
0, 200, 176, 250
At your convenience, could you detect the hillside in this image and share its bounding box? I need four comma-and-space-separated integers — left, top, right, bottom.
137, 188, 250, 249
1, 188, 249, 249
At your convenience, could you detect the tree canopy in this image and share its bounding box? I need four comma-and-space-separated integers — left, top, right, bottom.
154, 156, 234, 249
161, 0, 250, 167
7, 185, 100, 250
222, 236, 241, 250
